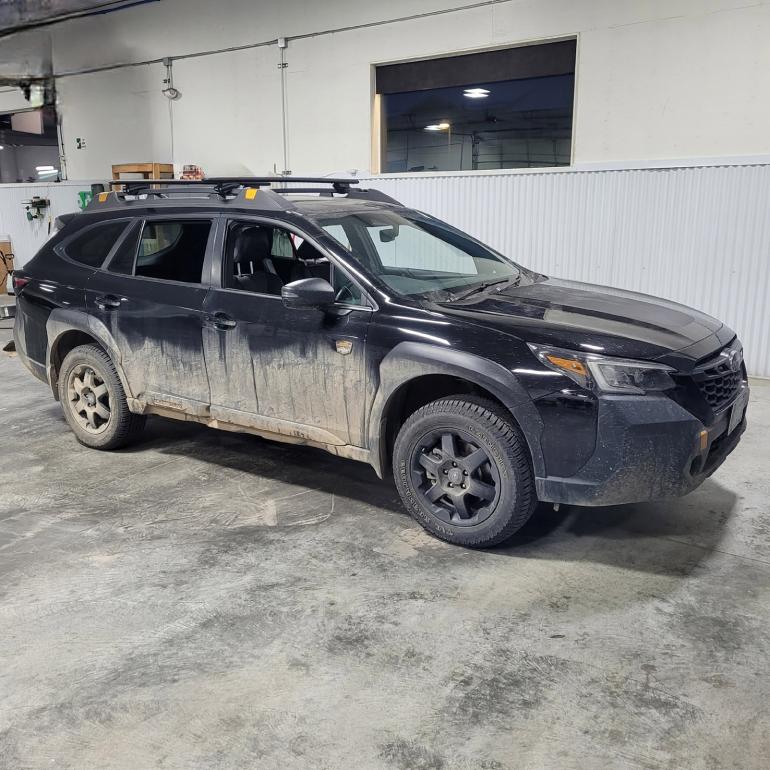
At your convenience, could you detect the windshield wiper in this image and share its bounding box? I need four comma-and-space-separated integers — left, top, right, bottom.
450, 276, 518, 301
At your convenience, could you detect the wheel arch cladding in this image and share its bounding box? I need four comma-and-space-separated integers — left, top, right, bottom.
369, 341, 545, 478
46, 309, 133, 402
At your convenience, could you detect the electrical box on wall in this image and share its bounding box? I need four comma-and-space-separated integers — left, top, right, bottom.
21, 197, 50, 221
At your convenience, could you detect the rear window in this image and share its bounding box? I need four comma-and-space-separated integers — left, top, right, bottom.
64, 221, 128, 267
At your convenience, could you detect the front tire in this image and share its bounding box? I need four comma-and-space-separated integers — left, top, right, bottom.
58, 344, 145, 450
393, 395, 536, 548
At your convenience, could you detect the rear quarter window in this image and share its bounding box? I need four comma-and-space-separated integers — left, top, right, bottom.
64, 221, 128, 267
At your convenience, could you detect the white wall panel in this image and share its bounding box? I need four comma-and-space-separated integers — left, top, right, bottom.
361, 164, 770, 377
11, 0, 767, 178
0, 181, 90, 267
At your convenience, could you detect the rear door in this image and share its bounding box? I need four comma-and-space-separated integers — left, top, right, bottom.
201, 216, 372, 447
85, 214, 218, 415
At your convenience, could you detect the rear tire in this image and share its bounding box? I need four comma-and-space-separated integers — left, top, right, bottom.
58, 344, 146, 450
393, 395, 536, 548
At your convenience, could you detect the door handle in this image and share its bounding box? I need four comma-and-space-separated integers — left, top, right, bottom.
205, 312, 237, 330
95, 294, 121, 310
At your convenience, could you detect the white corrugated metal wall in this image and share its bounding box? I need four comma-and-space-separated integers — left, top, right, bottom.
361, 164, 770, 377
1, 165, 768, 375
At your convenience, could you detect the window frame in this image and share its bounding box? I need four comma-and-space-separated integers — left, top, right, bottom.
213, 215, 376, 312
372, 38, 578, 175
102, 219, 143, 275
100, 213, 219, 288
55, 217, 133, 270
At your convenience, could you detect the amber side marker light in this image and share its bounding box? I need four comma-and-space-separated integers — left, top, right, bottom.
699, 430, 709, 451
545, 354, 588, 377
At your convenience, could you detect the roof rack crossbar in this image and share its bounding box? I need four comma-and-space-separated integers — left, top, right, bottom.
204, 176, 359, 189
109, 176, 360, 198
95, 176, 400, 209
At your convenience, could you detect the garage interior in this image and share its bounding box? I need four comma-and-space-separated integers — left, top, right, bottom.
1, 2, 770, 769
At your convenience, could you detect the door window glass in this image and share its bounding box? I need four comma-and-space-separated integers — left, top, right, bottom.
224, 220, 365, 305
331, 265, 364, 306
136, 220, 211, 283
65, 220, 128, 267
224, 222, 286, 295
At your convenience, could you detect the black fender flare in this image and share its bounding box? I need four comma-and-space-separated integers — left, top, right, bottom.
368, 341, 545, 478
45, 308, 134, 402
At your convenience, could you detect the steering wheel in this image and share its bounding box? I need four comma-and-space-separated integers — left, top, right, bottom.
335, 282, 356, 304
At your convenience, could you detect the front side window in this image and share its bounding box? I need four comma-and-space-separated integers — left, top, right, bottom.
64, 220, 128, 267
136, 220, 211, 283
317, 209, 531, 301
224, 220, 365, 305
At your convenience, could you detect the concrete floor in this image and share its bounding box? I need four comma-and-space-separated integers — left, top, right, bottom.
1, 321, 769, 770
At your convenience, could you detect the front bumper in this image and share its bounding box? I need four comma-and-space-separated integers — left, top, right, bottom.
536, 385, 748, 507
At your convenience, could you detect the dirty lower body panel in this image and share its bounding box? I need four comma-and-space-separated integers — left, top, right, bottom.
536, 389, 749, 506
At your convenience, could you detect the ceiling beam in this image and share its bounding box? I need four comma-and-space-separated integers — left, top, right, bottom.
0, 1, 158, 37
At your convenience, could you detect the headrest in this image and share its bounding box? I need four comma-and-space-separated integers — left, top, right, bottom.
232, 227, 272, 263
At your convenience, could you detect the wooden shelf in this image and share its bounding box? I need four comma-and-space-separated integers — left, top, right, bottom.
111, 163, 174, 185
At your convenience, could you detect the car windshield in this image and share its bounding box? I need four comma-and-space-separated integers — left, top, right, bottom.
311, 208, 529, 301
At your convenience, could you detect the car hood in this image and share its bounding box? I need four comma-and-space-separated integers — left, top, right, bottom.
434, 277, 731, 366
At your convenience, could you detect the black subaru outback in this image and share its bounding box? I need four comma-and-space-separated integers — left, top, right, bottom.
13, 177, 749, 547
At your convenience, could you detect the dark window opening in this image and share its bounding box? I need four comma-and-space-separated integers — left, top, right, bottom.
65, 221, 128, 267
136, 220, 211, 283
0, 102, 61, 184
376, 40, 575, 173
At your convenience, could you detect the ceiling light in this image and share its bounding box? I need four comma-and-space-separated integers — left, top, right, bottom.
424, 122, 450, 131
0, 146, 4, 150
36, 165, 55, 171
463, 87, 490, 98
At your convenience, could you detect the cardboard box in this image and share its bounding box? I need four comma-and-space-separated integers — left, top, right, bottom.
0, 239, 13, 295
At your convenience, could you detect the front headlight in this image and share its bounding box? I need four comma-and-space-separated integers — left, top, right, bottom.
527, 343, 676, 394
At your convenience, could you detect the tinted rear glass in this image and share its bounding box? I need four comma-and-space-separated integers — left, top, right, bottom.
135, 220, 211, 283
65, 221, 128, 267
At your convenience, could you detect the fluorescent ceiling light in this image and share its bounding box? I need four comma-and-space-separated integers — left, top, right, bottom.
463, 87, 490, 98
424, 122, 450, 131
36, 165, 55, 171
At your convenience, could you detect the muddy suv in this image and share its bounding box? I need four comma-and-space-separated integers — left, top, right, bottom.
13, 177, 749, 547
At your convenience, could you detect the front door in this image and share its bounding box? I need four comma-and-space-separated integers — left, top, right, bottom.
201, 217, 371, 447
85, 215, 216, 414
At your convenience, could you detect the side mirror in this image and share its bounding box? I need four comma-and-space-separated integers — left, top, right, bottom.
281, 277, 335, 310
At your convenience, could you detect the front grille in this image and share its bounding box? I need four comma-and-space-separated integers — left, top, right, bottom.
697, 369, 741, 410
692, 342, 744, 412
